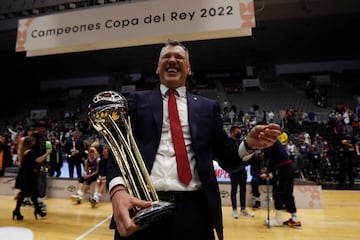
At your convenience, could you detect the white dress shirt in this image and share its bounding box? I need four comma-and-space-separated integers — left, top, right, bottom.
150, 84, 201, 191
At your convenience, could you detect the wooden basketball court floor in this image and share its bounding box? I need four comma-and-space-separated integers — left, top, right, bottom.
0, 190, 359, 240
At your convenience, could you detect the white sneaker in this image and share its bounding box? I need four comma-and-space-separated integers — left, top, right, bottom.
264, 218, 283, 227
241, 209, 254, 217
232, 210, 239, 219
72, 193, 82, 199
71, 194, 83, 203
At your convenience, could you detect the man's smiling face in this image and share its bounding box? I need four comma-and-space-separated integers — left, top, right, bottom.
156, 45, 191, 89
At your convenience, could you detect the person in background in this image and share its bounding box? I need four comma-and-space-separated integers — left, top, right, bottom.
337, 137, 356, 188
286, 139, 297, 161
308, 143, 322, 182
65, 130, 85, 178
277, 127, 288, 146
91, 135, 104, 157
89, 146, 109, 206
106, 39, 281, 240
249, 150, 270, 210
15, 126, 35, 207
31, 120, 50, 210
298, 136, 309, 180
13, 136, 51, 220
262, 140, 301, 228
0, 134, 12, 176
333, 117, 346, 148
228, 126, 254, 218
49, 137, 63, 177
71, 147, 100, 203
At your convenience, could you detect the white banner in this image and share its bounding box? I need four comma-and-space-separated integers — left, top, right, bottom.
16, 0, 255, 56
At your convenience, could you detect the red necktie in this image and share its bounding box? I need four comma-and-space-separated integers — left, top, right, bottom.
168, 89, 192, 185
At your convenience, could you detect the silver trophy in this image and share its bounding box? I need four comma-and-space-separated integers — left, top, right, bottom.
88, 90, 174, 229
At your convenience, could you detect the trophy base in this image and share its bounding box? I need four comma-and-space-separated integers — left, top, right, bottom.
132, 201, 175, 229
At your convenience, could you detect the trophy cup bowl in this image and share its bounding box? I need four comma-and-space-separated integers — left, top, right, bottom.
88, 90, 174, 229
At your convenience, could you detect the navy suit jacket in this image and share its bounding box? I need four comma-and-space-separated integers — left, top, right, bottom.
107, 85, 244, 239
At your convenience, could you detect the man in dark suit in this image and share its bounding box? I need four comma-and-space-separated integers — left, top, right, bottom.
65, 130, 85, 178
49, 137, 63, 177
106, 39, 281, 240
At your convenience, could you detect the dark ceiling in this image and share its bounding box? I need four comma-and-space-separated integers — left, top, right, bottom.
1, 0, 360, 85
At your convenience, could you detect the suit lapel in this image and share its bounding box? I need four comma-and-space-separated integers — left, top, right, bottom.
149, 88, 163, 139
187, 92, 199, 141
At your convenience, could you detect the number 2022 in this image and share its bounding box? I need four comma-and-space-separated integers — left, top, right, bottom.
200, 6, 234, 18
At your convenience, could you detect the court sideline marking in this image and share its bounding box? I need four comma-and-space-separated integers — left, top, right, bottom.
75, 214, 112, 240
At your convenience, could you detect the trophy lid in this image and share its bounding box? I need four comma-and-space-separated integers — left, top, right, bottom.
88, 90, 128, 123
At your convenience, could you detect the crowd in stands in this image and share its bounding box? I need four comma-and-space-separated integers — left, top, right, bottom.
221, 102, 360, 188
